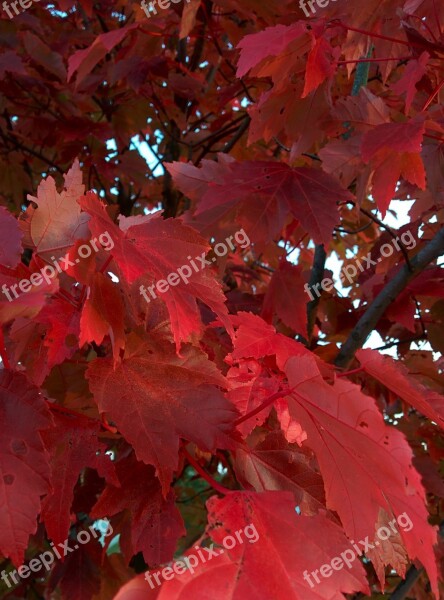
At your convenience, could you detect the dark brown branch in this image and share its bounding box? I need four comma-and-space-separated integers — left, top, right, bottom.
0, 131, 63, 174
222, 115, 250, 153
335, 227, 444, 368
306, 244, 327, 342
390, 564, 424, 600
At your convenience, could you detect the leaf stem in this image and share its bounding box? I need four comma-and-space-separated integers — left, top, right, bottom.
338, 56, 413, 65
337, 366, 364, 377
99, 254, 114, 274
234, 387, 294, 426
181, 447, 233, 496
422, 78, 444, 111
46, 401, 92, 420
424, 133, 444, 143
335, 22, 413, 48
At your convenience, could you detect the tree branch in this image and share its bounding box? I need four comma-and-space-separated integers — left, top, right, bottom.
306, 244, 327, 342
222, 115, 250, 154
335, 227, 444, 368
389, 521, 444, 600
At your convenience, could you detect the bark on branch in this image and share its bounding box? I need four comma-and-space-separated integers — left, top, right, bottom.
306, 244, 327, 342
335, 227, 444, 368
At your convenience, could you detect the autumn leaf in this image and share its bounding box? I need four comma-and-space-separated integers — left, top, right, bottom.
79, 192, 232, 351
87, 331, 239, 493
261, 261, 307, 335
0, 370, 52, 565
41, 411, 117, 546
233, 431, 326, 515
79, 272, 125, 362
91, 454, 185, 566
203, 491, 368, 599
281, 355, 439, 594
19, 159, 90, 261
356, 348, 444, 428
1, 4, 444, 599
169, 158, 353, 245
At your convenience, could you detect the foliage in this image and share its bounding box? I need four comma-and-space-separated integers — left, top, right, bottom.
0, 0, 443, 598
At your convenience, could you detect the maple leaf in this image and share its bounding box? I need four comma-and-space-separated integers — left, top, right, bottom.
391, 51, 430, 113
41, 411, 117, 546
303, 36, 339, 98
79, 192, 232, 351
126, 494, 367, 600
361, 119, 426, 215
233, 431, 326, 515
9, 297, 80, 386
23, 32, 67, 81
0, 262, 59, 326
356, 349, 444, 428
365, 509, 409, 587
91, 454, 185, 566
226, 312, 327, 374
64, 238, 98, 284
19, 160, 90, 261
279, 355, 439, 594
319, 136, 362, 187
248, 83, 331, 158
67, 24, 139, 86
3, 2, 444, 597
79, 272, 125, 362
331, 87, 391, 131
227, 359, 280, 437
236, 22, 310, 81
261, 260, 307, 335
86, 331, 239, 493
0, 370, 52, 565
196, 491, 368, 599
169, 158, 353, 245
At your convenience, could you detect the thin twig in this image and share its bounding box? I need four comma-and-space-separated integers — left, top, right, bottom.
181, 447, 233, 496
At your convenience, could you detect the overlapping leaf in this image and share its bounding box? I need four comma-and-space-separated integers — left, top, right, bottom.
79, 192, 232, 351
87, 331, 239, 493
91, 455, 185, 566
41, 412, 117, 545
0, 370, 52, 565
169, 159, 352, 245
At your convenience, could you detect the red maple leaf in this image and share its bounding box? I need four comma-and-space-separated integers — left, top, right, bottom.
169, 158, 352, 245
41, 411, 117, 546
86, 331, 239, 493
91, 454, 185, 565
0, 370, 52, 565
